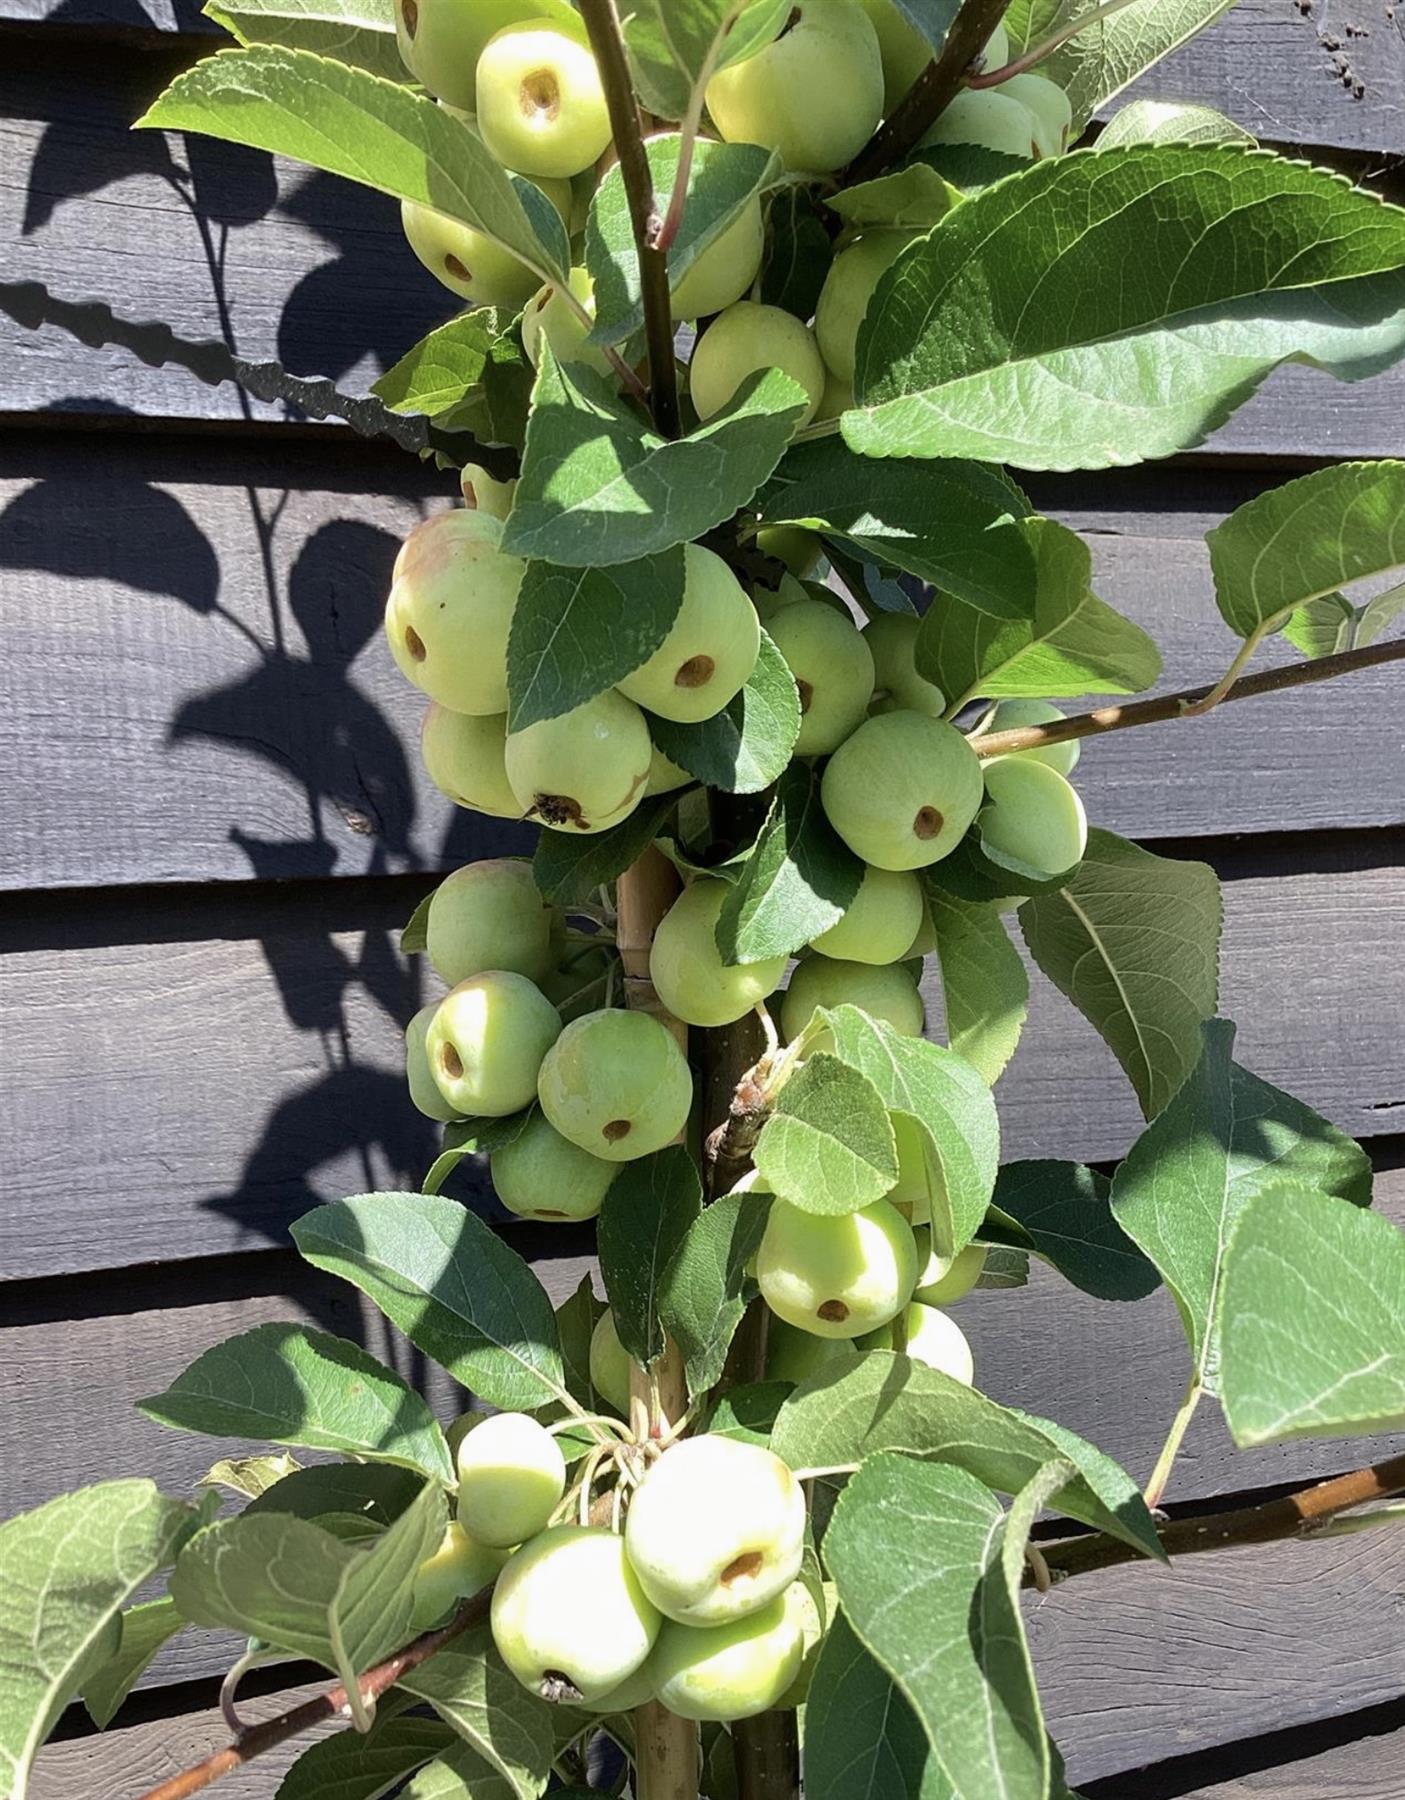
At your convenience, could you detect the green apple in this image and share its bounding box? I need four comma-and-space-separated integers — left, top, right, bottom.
623, 1435, 806, 1625
646, 745, 693, 796
757, 1196, 918, 1338
863, 612, 945, 717
1001, 71, 1072, 156
521, 267, 615, 378
689, 301, 826, 425
456, 1410, 567, 1547
648, 1591, 806, 1722
706, 0, 884, 174
460, 463, 518, 520
866, 1301, 974, 1383
821, 711, 984, 869
537, 1007, 693, 1160
580, 1658, 657, 1715
393, 0, 573, 111
385, 510, 522, 715
426, 971, 562, 1115
405, 1003, 461, 1123
887, 1113, 936, 1224
589, 1309, 632, 1414
650, 879, 788, 1029
504, 689, 652, 834
420, 704, 519, 819
983, 19, 1010, 70
775, 1579, 825, 1708
766, 1316, 857, 1385
755, 526, 823, 579
411, 1520, 511, 1630
670, 196, 766, 320
490, 1111, 617, 1222
857, 0, 932, 109
981, 697, 1080, 775
914, 1231, 986, 1303
779, 954, 924, 1045
476, 18, 611, 178
816, 365, 853, 421
922, 88, 1037, 158
814, 231, 917, 384
767, 598, 875, 756
491, 1525, 662, 1704
809, 865, 924, 965
616, 543, 760, 723
400, 200, 542, 308
978, 756, 1087, 881
425, 858, 554, 987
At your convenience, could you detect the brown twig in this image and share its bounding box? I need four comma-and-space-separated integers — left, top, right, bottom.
578, 0, 681, 437
969, 635, 1405, 761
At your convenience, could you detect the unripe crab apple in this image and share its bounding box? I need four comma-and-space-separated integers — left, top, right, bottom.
537, 1007, 693, 1161
489, 1111, 616, 1222
400, 200, 542, 308
385, 511, 522, 715
863, 612, 945, 718
669, 197, 766, 321
888, 1113, 936, 1224
757, 1196, 919, 1338
858, 0, 931, 111
809, 865, 924, 966
866, 1301, 974, 1383
814, 232, 917, 384
779, 954, 924, 1046
456, 1410, 567, 1547
776, 1579, 825, 1708
476, 18, 611, 179
646, 745, 693, 796
922, 88, 1038, 158
616, 544, 760, 723
981, 697, 1080, 776
755, 526, 823, 579
650, 879, 788, 1029
648, 1590, 806, 1722
393, 0, 573, 111
520, 267, 615, 378
504, 688, 652, 834
461, 463, 517, 520
978, 755, 1087, 881
705, 0, 884, 174
405, 1003, 461, 1123
425, 858, 554, 987
914, 1230, 987, 1304
767, 598, 875, 756
983, 19, 1010, 69
411, 1520, 511, 1630
492, 1525, 662, 1704
689, 302, 826, 426
426, 971, 562, 1116
578, 1658, 657, 1715
589, 1308, 632, 1415
816, 366, 853, 421
624, 1436, 806, 1625
420, 704, 519, 819
1001, 71, 1073, 157
821, 711, 984, 870
766, 1316, 857, 1385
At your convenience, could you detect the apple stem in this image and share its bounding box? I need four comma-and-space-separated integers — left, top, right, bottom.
968, 0, 1151, 87
1143, 1379, 1203, 1513
653, 92, 705, 255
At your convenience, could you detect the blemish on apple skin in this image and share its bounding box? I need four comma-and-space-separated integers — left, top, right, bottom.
817, 1299, 849, 1323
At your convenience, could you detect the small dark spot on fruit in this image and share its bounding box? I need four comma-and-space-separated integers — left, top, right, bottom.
817, 1299, 849, 1323
439, 1041, 464, 1081
404, 625, 427, 663
603, 1119, 632, 1142
401, 0, 417, 36
445, 254, 471, 283
535, 793, 587, 829
676, 654, 715, 689
721, 1551, 765, 1585
913, 805, 942, 841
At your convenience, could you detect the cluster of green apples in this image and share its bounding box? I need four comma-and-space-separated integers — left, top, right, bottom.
414, 1416, 822, 1723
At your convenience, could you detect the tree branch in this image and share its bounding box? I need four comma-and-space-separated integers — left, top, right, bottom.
842, 0, 1011, 186
578, 0, 681, 437
969, 635, 1405, 761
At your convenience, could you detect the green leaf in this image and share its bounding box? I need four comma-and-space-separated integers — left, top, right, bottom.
398, 1625, 556, 1798
373, 312, 533, 451
803, 1612, 950, 1800
926, 891, 1029, 1084
82, 1597, 186, 1731
292, 1192, 568, 1412
586, 135, 783, 344
916, 515, 1162, 708
275, 1714, 457, 1800
503, 351, 806, 567
847, 146, 1405, 471
715, 763, 862, 965
400, 890, 433, 957
649, 626, 801, 794
1097, 98, 1256, 149
532, 791, 682, 905
705, 1380, 790, 1448
623, 0, 791, 119
507, 549, 686, 732
759, 185, 834, 320
660, 1190, 773, 1397
1285, 581, 1405, 659
772, 1352, 1161, 1555
597, 1147, 704, 1368
137, 49, 569, 285
0, 1481, 197, 1799
1111, 1018, 1372, 1394
422, 1110, 534, 1197
828, 162, 964, 231
986, 1161, 1159, 1302
138, 1322, 455, 1483
753, 1053, 899, 1217
203, 0, 406, 81
1018, 829, 1222, 1119
1206, 460, 1405, 640
820, 1007, 999, 1257
1221, 1188, 1405, 1447
976, 1244, 1030, 1290
825, 1454, 1055, 1800
198, 1452, 301, 1500
554, 1274, 607, 1411
401, 1739, 524, 1799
